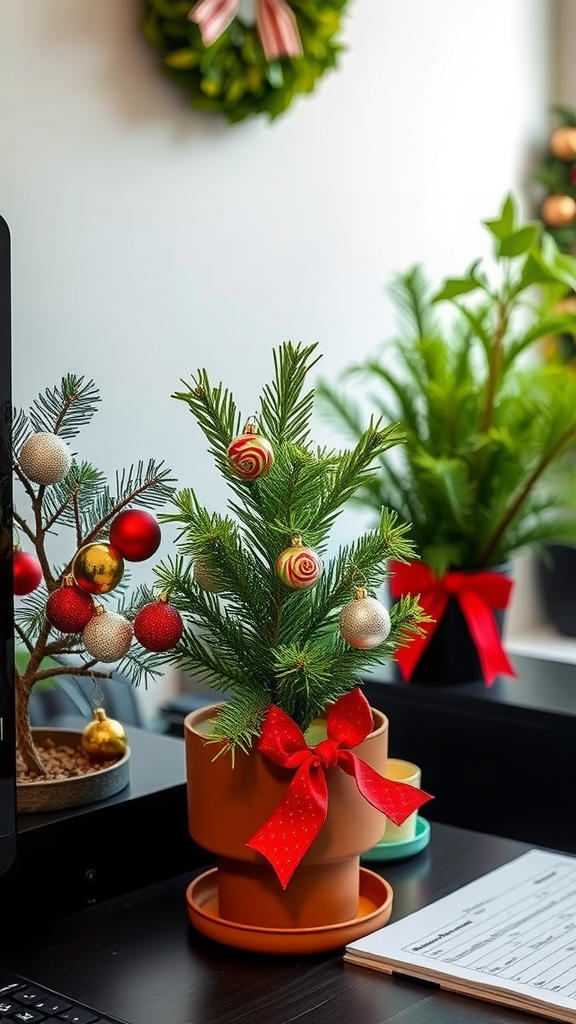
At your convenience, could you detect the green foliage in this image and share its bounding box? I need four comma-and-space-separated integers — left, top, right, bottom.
155, 342, 426, 752
140, 0, 348, 123
317, 195, 576, 577
13, 377, 176, 691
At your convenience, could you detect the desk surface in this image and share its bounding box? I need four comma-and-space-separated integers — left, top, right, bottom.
4, 822, 556, 1024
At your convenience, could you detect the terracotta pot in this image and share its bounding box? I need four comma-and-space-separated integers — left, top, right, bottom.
184, 703, 389, 929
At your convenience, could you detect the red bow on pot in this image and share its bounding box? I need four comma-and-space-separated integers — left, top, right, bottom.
247, 688, 432, 888
390, 560, 517, 687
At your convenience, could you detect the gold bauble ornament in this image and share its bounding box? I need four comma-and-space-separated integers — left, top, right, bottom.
339, 587, 391, 649
550, 126, 576, 161
82, 607, 133, 662
72, 542, 125, 594
541, 194, 576, 228
81, 707, 127, 762
18, 431, 72, 485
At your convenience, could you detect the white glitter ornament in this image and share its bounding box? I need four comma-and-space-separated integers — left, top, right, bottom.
339, 588, 391, 649
19, 432, 72, 485
82, 608, 133, 662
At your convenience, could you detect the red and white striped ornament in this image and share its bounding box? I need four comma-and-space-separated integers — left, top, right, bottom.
227, 421, 274, 480
277, 537, 323, 590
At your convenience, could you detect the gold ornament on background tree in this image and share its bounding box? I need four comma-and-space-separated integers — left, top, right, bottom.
339, 587, 391, 649
81, 708, 128, 762
72, 541, 125, 595
541, 194, 576, 228
550, 126, 576, 161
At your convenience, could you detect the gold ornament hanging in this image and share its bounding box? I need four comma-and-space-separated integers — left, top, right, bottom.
81, 707, 128, 762
72, 541, 125, 594
550, 126, 576, 161
541, 194, 576, 228
339, 587, 391, 649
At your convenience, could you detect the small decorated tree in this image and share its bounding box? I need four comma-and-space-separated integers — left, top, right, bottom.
12, 375, 179, 779
153, 341, 427, 756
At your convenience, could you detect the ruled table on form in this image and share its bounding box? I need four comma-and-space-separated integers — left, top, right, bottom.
402, 854, 576, 996
346, 849, 576, 1020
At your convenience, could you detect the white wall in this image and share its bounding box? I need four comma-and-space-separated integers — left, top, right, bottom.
1, 0, 554, 718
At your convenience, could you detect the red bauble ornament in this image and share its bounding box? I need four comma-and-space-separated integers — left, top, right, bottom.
133, 596, 183, 653
570, 165, 576, 186
46, 580, 95, 633
109, 509, 161, 562
13, 549, 43, 596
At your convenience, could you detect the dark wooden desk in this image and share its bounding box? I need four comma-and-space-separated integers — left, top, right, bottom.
3, 822, 558, 1024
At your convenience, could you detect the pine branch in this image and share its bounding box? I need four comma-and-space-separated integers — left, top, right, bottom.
28, 374, 100, 439
259, 342, 321, 446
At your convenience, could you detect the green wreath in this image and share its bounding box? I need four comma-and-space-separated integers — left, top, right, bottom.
140, 0, 349, 124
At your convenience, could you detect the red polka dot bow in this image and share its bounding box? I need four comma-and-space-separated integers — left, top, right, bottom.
246, 688, 433, 888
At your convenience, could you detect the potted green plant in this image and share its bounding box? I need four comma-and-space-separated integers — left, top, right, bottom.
317, 194, 576, 686
153, 341, 432, 952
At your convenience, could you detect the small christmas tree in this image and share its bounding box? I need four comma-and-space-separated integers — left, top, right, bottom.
154, 342, 426, 755
12, 374, 177, 778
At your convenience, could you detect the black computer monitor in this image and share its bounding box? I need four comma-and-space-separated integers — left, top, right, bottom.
0, 214, 16, 876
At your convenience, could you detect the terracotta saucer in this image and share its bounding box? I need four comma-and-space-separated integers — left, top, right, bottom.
185, 866, 393, 954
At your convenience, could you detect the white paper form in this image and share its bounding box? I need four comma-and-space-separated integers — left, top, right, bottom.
345, 850, 576, 1022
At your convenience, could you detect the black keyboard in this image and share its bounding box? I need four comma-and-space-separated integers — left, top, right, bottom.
0, 969, 129, 1024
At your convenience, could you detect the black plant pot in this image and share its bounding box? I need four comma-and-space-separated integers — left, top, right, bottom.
536, 544, 576, 638
392, 564, 511, 687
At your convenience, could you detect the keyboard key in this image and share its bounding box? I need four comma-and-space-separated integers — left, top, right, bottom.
33, 994, 73, 1013
58, 1009, 100, 1024
0, 969, 24, 996
0, 969, 127, 1024
15, 985, 54, 1004
0, 998, 19, 1014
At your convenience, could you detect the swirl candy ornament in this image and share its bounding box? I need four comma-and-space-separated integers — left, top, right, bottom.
277, 537, 323, 590
227, 423, 274, 480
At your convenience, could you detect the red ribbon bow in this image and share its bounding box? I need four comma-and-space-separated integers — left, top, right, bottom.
389, 560, 517, 688
246, 688, 432, 889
